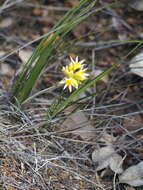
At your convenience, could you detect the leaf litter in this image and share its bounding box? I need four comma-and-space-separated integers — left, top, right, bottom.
119, 161, 143, 187
62, 106, 96, 139
92, 133, 123, 174
1, 0, 143, 189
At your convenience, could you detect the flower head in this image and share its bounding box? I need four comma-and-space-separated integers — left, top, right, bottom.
68, 56, 85, 71
60, 56, 88, 92
60, 77, 78, 92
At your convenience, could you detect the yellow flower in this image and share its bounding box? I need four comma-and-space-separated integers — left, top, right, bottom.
73, 69, 88, 81
68, 56, 85, 71
62, 56, 85, 78
62, 65, 73, 78
60, 77, 78, 92
60, 56, 88, 92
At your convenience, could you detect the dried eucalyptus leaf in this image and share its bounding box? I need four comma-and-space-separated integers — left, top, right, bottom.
129, 0, 143, 11
129, 52, 143, 78
92, 147, 113, 171
119, 161, 143, 187
110, 153, 123, 174
92, 146, 123, 173
62, 108, 95, 139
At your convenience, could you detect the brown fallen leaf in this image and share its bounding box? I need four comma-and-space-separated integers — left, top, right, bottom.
92, 145, 123, 174
129, 52, 143, 78
119, 161, 143, 186
129, 0, 143, 11
62, 106, 96, 139
110, 153, 123, 174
